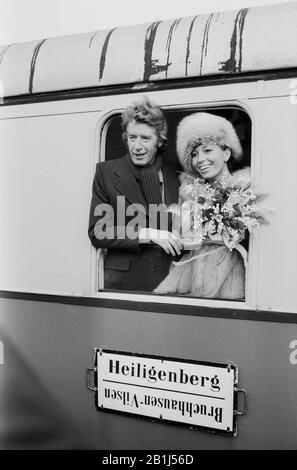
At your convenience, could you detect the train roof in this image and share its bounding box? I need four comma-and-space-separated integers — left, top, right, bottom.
0, 1, 297, 98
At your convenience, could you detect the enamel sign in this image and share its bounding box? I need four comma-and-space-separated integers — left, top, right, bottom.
88, 349, 244, 436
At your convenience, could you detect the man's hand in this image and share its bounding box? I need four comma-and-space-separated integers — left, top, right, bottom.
139, 228, 182, 256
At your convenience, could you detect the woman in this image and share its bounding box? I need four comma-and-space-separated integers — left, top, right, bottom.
154, 112, 249, 299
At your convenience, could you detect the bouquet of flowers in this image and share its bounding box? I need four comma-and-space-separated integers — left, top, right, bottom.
170, 174, 270, 251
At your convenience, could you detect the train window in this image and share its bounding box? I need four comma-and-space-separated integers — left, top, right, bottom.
93, 106, 251, 302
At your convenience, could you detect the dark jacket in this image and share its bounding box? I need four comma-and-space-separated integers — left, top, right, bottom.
88, 155, 179, 291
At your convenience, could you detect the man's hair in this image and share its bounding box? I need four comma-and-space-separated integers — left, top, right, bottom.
121, 96, 168, 151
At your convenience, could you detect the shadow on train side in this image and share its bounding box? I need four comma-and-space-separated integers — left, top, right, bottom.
0, 329, 88, 449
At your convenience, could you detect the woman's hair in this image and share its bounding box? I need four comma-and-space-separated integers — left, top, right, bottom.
121, 96, 168, 151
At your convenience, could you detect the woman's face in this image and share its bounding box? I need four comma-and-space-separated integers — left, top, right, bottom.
191, 143, 231, 181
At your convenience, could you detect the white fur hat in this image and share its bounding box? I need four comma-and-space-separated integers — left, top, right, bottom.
176, 112, 243, 173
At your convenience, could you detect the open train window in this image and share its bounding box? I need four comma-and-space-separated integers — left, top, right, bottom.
94, 106, 251, 302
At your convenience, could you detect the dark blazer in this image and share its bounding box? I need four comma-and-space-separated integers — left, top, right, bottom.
88, 155, 179, 291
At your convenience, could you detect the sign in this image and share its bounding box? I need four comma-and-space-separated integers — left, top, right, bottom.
88, 349, 242, 436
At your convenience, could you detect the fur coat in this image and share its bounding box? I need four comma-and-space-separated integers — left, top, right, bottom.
154, 168, 250, 299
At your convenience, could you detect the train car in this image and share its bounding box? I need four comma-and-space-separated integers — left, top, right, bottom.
0, 1, 297, 450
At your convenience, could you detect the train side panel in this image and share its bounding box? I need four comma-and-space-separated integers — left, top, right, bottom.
1, 297, 297, 449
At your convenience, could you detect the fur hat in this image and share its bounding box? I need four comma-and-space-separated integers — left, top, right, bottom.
176, 112, 243, 173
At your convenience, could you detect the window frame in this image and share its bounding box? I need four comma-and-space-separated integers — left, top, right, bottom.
91, 99, 257, 312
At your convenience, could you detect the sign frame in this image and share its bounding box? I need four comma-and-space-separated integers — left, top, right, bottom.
87, 348, 247, 437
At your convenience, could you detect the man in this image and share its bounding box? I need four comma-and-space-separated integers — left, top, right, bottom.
88, 97, 181, 292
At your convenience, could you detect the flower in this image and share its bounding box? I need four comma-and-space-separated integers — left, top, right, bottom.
175, 174, 270, 250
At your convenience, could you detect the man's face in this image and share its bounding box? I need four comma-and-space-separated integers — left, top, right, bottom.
126, 120, 159, 167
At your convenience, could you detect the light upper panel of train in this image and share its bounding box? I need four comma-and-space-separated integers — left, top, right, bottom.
0, 1, 297, 450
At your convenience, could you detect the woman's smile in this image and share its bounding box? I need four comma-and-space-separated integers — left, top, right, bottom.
191, 143, 231, 182
199, 163, 212, 172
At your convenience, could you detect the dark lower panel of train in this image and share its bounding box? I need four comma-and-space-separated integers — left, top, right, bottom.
0, 297, 296, 450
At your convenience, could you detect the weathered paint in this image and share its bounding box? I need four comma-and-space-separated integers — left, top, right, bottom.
144, 21, 164, 80
28, 39, 47, 93
219, 9, 249, 73
98, 28, 116, 82
0, 45, 12, 66
165, 19, 181, 78
200, 13, 215, 75
185, 16, 198, 76
0, 2, 297, 97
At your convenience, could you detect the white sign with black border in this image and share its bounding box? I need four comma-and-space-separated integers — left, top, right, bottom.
87, 348, 247, 436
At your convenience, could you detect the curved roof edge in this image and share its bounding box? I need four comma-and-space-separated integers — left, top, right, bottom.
1, 1, 297, 97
